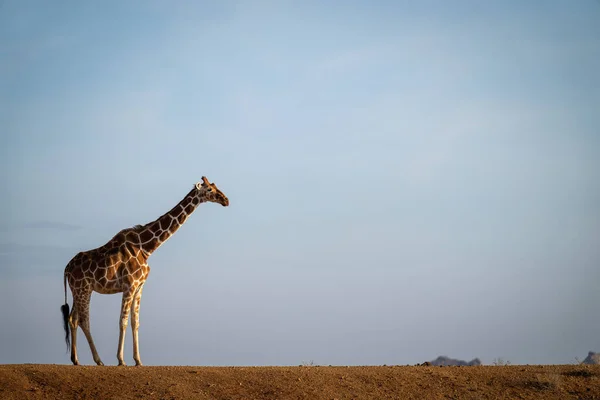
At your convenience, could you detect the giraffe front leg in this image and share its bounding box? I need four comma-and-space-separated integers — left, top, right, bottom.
117, 288, 136, 366
131, 284, 145, 366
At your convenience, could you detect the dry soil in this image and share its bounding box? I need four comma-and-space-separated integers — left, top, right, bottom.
1, 364, 599, 399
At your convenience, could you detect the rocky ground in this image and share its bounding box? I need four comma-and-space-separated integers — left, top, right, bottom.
1, 364, 599, 399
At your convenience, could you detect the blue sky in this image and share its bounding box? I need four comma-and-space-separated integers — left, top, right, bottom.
1, 0, 599, 366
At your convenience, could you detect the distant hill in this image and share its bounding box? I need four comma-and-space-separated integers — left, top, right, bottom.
428, 355, 482, 366
583, 351, 600, 365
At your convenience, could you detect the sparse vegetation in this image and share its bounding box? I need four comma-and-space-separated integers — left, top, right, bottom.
521, 373, 560, 391
492, 358, 511, 366
563, 369, 595, 378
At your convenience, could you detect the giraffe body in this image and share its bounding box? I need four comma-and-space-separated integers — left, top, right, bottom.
61, 177, 229, 366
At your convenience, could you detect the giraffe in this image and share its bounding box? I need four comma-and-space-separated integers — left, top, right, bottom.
60, 177, 229, 366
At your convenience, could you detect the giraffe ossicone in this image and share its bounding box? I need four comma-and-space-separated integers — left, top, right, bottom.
60, 177, 229, 366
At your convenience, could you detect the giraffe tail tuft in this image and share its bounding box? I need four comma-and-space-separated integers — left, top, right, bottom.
62, 268, 70, 351
61, 303, 70, 351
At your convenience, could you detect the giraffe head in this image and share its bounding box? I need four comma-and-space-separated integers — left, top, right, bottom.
195, 176, 229, 207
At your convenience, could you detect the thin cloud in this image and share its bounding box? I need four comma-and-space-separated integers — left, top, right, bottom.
23, 221, 82, 231
0, 221, 82, 232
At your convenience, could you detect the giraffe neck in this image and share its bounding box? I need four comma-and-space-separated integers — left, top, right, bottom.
136, 188, 205, 255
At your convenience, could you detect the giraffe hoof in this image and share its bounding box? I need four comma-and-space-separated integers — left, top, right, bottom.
97, 361, 105, 366
135, 362, 143, 367
118, 362, 127, 367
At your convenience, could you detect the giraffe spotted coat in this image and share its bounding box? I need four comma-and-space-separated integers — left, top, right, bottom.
62, 177, 229, 366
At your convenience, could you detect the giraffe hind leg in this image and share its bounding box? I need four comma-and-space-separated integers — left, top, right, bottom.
69, 306, 79, 365
76, 293, 105, 366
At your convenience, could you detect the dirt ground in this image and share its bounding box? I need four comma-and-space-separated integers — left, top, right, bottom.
1, 364, 599, 400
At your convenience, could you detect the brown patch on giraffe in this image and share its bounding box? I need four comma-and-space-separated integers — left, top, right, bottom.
107, 246, 120, 257
146, 238, 159, 250
169, 220, 180, 232
184, 203, 195, 214
97, 275, 108, 287
81, 277, 94, 287
159, 230, 170, 242
70, 266, 85, 280
159, 218, 170, 231
103, 257, 114, 269
132, 268, 143, 280
139, 229, 153, 243
177, 213, 186, 224
94, 267, 105, 282
118, 264, 132, 280
166, 218, 176, 232
136, 252, 146, 264
179, 196, 191, 207
148, 222, 161, 235
104, 267, 117, 281
125, 231, 140, 244
82, 260, 93, 273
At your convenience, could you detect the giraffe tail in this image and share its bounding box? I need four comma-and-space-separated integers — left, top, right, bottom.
61, 270, 70, 351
